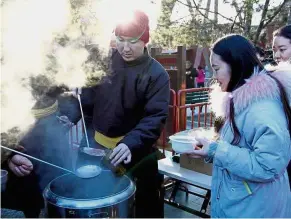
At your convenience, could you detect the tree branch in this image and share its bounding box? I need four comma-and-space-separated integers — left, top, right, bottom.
231, 0, 243, 25
253, 0, 270, 43
230, 8, 242, 32
186, 0, 196, 22
157, 14, 192, 27
176, 0, 244, 28
262, 0, 289, 28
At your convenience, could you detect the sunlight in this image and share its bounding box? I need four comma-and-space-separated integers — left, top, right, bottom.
1, 0, 71, 132
1, 0, 160, 133
91, 0, 160, 34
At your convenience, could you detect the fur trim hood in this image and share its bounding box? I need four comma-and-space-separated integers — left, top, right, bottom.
210, 62, 291, 118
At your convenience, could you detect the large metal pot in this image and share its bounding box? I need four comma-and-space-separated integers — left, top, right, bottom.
43, 170, 136, 218
1, 169, 8, 192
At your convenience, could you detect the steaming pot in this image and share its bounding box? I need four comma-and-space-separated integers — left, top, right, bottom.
43, 170, 135, 218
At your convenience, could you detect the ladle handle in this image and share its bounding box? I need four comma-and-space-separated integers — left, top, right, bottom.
0, 145, 74, 174
77, 94, 90, 148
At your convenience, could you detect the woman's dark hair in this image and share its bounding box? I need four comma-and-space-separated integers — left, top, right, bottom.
273, 25, 291, 40
212, 34, 264, 93
211, 34, 291, 144
198, 65, 203, 70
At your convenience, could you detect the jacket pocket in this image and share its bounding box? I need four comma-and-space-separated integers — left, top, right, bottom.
223, 179, 253, 202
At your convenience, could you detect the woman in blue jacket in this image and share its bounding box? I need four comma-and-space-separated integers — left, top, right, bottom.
187, 34, 291, 217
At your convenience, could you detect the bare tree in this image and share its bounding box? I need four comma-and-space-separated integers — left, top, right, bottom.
154, 0, 287, 48
186, 0, 196, 23
254, 0, 289, 43
232, 0, 244, 25
179, 0, 287, 39
214, 0, 219, 24
204, 0, 212, 23
286, 0, 291, 24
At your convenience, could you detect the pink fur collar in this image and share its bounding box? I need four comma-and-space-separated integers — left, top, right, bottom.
210, 63, 291, 118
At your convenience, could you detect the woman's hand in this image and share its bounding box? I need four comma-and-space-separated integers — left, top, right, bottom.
187, 136, 212, 158
8, 155, 33, 177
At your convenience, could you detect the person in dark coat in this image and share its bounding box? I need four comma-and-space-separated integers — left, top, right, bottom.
185, 60, 197, 88
75, 10, 170, 218
1, 76, 80, 217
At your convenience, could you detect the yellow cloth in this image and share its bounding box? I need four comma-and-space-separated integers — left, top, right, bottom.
94, 131, 124, 149
31, 101, 58, 119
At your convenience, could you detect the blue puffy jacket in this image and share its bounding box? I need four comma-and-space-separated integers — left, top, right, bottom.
208, 68, 291, 218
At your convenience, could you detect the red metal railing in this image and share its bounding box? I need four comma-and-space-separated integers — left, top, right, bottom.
158, 89, 177, 154
176, 88, 214, 132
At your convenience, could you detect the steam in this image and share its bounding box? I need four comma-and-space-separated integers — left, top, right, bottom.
54, 45, 89, 88
1, 80, 35, 132
0, 0, 112, 133
209, 83, 230, 118
1, 0, 156, 138
1, 0, 72, 132
1, 0, 71, 75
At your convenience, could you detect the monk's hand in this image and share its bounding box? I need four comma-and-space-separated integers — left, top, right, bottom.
57, 115, 74, 128
71, 87, 82, 98
64, 87, 82, 98
8, 155, 33, 177
110, 143, 132, 166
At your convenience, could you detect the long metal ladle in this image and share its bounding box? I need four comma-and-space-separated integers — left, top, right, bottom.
77, 94, 90, 148
77, 93, 105, 157
1, 145, 101, 178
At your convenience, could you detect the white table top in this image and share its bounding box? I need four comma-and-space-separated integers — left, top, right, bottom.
158, 157, 212, 190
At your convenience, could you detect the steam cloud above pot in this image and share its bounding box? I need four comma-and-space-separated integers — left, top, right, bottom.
1, 0, 113, 141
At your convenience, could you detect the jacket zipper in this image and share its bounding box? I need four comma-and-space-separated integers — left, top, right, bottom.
243, 181, 253, 195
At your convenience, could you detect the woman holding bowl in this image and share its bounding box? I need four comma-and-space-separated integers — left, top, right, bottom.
187, 34, 291, 217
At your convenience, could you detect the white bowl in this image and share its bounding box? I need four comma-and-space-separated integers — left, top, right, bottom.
169, 135, 198, 154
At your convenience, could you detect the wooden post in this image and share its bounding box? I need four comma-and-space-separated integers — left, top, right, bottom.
176, 46, 186, 131
151, 47, 159, 59
152, 47, 176, 150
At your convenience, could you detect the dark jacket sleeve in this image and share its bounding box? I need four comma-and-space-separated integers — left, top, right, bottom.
79, 87, 96, 126
58, 94, 80, 124
58, 87, 96, 125
191, 68, 198, 77
119, 71, 170, 151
